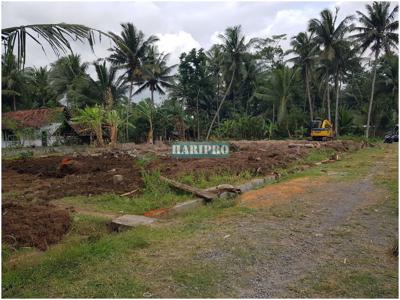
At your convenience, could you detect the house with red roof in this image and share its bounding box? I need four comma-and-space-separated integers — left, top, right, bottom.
2, 107, 91, 148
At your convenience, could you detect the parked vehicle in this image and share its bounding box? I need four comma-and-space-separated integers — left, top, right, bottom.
384, 125, 398, 143
310, 119, 335, 141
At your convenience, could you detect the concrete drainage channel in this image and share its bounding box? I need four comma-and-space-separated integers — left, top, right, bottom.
109, 153, 344, 231
110, 174, 278, 231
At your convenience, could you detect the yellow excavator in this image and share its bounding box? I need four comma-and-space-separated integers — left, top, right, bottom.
310, 119, 335, 141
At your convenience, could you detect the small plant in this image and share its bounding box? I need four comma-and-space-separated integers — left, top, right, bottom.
136, 153, 157, 169
18, 151, 34, 159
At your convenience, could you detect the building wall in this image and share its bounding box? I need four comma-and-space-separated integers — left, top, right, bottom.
2, 123, 62, 148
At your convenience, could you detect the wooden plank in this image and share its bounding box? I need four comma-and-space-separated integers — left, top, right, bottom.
160, 176, 217, 201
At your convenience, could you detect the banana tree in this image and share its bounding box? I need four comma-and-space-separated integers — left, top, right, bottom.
72, 105, 105, 147
135, 99, 156, 144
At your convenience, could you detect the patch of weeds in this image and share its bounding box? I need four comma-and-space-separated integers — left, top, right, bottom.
141, 170, 169, 194
55, 171, 190, 215
67, 214, 110, 241
2, 244, 13, 261
171, 263, 227, 297
303, 149, 336, 164
136, 153, 157, 169
17, 151, 34, 159
178, 170, 253, 189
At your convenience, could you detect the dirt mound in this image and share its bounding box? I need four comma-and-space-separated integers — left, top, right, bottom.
2, 203, 71, 250
152, 140, 362, 179
2, 153, 144, 201
3, 153, 136, 178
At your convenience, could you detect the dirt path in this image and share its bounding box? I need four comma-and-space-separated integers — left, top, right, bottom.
237, 164, 391, 297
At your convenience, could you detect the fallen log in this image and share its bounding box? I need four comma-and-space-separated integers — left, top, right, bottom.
160, 176, 217, 201
204, 184, 241, 195
288, 143, 315, 148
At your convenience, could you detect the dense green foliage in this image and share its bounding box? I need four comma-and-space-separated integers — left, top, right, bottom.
1, 2, 398, 143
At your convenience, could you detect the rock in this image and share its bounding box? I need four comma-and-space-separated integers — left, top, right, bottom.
113, 174, 124, 184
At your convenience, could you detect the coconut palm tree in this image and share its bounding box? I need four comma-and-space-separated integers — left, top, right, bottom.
2, 23, 107, 69
351, 1, 398, 138
49, 54, 91, 108
331, 41, 359, 136
92, 61, 128, 109
25, 66, 57, 107
1, 52, 25, 111
308, 8, 354, 122
287, 32, 318, 122
206, 25, 252, 140
133, 47, 176, 105
207, 44, 224, 124
257, 66, 298, 129
108, 23, 158, 102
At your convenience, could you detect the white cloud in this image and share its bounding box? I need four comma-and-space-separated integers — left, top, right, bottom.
156, 31, 201, 65
210, 31, 223, 45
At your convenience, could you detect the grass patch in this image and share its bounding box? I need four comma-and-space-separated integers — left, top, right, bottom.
3, 194, 254, 298
171, 263, 228, 297
293, 263, 398, 298
178, 170, 253, 189
54, 171, 190, 215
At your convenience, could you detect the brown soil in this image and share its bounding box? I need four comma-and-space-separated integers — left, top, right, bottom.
2, 140, 363, 204
151, 140, 363, 179
2, 203, 71, 250
239, 177, 327, 208
2, 153, 144, 201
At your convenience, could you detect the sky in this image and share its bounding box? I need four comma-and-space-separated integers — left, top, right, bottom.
1, 0, 390, 101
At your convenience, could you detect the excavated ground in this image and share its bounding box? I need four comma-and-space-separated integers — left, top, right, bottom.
2, 139, 364, 250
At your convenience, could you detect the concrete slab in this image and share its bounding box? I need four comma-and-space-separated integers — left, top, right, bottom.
111, 214, 156, 230
238, 178, 266, 193
167, 198, 204, 216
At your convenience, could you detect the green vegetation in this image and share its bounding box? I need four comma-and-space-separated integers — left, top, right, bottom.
2, 2, 398, 142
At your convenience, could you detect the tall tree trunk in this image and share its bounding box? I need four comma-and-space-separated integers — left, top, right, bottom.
126, 81, 134, 142
272, 103, 275, 124
305, 69, 313, 122
13, 95, 16, 111
110, 126, 117, 148
206, 71, 235, 140
216, 73, 220, 125
105, 87, 113, 110
326, 73, 331, 121
147, 119, 154, 144
196, 88, 200, 140
150, 87, 154, 105
96, 124, 104, 147
334, 77, 341, 137
366, 52, 379, 139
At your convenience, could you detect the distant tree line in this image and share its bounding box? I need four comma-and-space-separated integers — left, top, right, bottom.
2, 1, 398, 143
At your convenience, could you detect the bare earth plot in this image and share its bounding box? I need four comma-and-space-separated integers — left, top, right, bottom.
2, 143, 398, 298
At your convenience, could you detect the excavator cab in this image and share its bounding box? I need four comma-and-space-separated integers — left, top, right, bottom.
310, 119, 335, 141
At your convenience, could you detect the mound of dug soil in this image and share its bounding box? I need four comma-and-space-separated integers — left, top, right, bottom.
2, 203, 71, 250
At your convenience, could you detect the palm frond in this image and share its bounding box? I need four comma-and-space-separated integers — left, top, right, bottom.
2, 23, 109, 69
